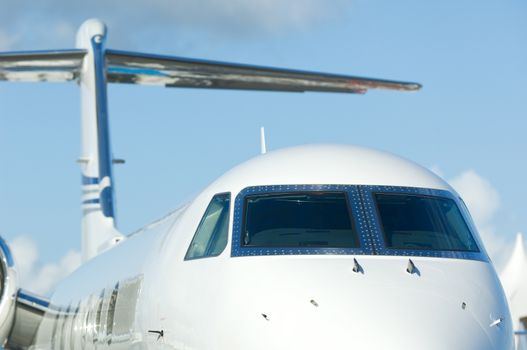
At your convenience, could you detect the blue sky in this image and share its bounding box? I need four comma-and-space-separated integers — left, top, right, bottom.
0, 0, 526, 292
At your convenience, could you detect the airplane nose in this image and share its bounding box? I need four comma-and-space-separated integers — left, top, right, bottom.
223, 257, 513, 350
243, 295, 504, 350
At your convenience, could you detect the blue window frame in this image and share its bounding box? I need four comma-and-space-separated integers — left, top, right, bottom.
231, 185, 373, 257
243, 191, 359, 248
374, 193, 479, 252
358, 185, 488, 262
231, 184, 489, 262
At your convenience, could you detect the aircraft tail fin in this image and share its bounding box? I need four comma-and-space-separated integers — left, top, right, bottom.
75, 19, 124, 261
0, 18, 422, 262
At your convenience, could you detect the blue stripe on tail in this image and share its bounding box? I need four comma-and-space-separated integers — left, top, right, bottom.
82, 175, 99, 185
82, 198, 101, 205
92, 36, 115, 219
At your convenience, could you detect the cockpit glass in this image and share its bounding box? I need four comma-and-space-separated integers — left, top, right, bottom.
374, 193, 479, 252
242, 192, 359, 248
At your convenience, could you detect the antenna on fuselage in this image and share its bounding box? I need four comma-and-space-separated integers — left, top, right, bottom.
260, 127, 267, 155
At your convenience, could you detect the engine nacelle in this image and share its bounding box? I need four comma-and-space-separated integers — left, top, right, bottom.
0, 236, 17, 346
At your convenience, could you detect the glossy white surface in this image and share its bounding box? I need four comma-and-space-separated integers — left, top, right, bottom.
27, 144, 512, 350
501, 233, 527, 349
210, 144, 452, 192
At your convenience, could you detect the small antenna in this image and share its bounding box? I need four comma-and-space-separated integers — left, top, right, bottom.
260, 127, 267, 154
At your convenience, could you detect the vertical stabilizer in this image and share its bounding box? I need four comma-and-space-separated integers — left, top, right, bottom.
76, 19, 124, 261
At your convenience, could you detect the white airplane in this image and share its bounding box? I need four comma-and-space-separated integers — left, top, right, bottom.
0, 19, 514, 350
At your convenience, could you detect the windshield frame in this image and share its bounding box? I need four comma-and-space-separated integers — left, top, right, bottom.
360, 185, 487, 261
231, 184, 373, 257
230, 184, 489, 262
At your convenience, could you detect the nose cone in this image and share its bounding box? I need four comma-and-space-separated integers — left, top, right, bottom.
222, 257, 513, 350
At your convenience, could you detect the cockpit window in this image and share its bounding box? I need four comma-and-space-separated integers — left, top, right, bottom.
241, 192, 359, 248
186, 193, 231, 260
374, 193, 479, 252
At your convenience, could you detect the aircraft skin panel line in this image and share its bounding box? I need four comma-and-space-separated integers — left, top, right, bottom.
0, 18, 515, 350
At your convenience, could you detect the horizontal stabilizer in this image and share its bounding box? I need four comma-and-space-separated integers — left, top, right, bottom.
0, 48, 421, 93
0, 49, 86, 82
105, 49, 421, 93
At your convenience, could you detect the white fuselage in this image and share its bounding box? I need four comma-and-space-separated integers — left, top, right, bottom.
31, 145, 513, 350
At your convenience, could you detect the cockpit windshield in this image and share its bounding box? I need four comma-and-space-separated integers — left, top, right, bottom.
242, 192, 359, 248
231, 185, 484, 261
374, 193, 479, 252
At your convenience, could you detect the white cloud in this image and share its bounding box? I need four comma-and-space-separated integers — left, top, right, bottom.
449, 170, 500, 226
10, 236, 81, 295
428, 164, 444, 178
53, 20, 76, 43
0, 0, 351, 49
448, 169, 510, 268
0, 28, 16, 50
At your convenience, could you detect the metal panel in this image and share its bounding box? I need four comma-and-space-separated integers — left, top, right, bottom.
111, 275, 143, 342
